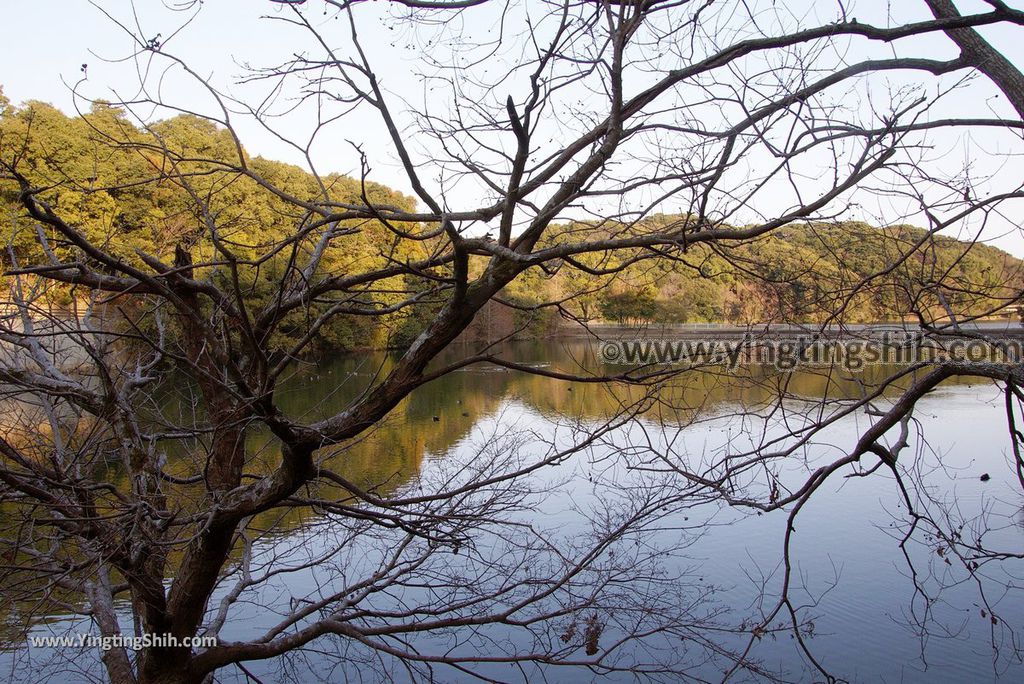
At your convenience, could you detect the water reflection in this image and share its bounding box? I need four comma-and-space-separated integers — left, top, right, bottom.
3, 341, 1023, 682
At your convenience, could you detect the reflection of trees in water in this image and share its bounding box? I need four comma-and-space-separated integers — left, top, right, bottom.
0, 338, 1016, 682
210, 342, 989, 545
1, 341, 985, 536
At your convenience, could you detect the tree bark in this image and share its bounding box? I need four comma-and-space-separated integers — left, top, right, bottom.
86, 564, 138, 684
925, 0, 1024, 118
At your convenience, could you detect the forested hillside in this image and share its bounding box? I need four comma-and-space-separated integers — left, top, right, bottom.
555, 218, 1024, 327
3, 92, 1021, 352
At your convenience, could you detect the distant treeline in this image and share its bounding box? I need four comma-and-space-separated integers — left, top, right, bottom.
3, 92, 1021, 353
559, 219, 1024, 327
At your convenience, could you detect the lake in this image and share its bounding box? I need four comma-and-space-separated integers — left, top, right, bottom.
4, 340, 1023, 682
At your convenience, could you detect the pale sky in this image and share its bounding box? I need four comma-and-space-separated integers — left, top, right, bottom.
2, 0, 1023, 255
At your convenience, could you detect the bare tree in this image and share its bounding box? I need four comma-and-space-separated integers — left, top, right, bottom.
2, 0, 1024, 682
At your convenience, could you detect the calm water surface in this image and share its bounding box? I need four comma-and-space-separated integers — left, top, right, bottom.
5, 341, 1023, 682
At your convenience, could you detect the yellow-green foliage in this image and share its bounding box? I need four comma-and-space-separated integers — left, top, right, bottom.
0, 97, 435, 352
2, 95, 1020, 345
540, 215, 1023, 325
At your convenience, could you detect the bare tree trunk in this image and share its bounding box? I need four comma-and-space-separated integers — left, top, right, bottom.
926, 0, 1024, 117
2, 1, 1023, 681
86, 563, 137, 684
